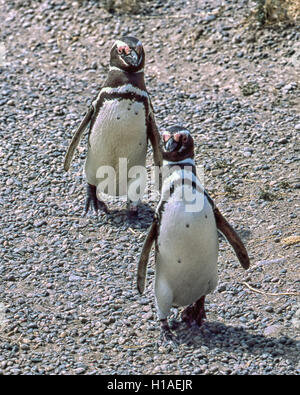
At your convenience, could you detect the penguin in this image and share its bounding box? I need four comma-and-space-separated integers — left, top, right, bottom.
137, 126, 250, 342
64, 36, 162, 216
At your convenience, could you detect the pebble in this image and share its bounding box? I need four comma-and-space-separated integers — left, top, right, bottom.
292, 309, 300, 330
265, 306, 274, 313
69, 273, 82, 282
255, 258, 287, 266
278, 138, 288, 144
74, 367, 87, 374
6, 178, 14, 186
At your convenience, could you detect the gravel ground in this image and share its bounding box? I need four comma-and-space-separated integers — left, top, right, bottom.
0, 0, 299, 375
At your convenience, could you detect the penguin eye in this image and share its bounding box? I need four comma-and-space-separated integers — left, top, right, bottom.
182, 135, 189, 143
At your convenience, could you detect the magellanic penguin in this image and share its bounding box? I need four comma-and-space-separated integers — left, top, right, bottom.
137, 126, 250, 342
64, 36, 163, 216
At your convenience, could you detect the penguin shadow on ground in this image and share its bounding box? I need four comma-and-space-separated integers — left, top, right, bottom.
103, 203, 155, 230
169, 319, 299, 363
237, 228, 251, 242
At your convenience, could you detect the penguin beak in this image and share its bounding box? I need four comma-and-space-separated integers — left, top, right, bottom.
165, 137, 179, 152
124, 49, 140, 67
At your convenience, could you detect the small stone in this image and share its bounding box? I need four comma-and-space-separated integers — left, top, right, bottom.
74, 367, 87, 374
263, 325, 282, 336
5, 275, 16, 281
278, 138, 288, 144
243, 147, 253, 152
91, 247, 101, 255
204, 14, 216, 23
20, 344, 30, 351
218, 284, 227, 292
292, 309, 300, 330
34, 220, 47, 227
31, 358, 42, 363
265, 306, 274, 313
1, 361, 7, 369
193, 367, 203, 374
69, 273, 82, 282
256, 258, 286, 266
114, 216, 122, 224
142, 311, 153, 320
282, 83, 297, 93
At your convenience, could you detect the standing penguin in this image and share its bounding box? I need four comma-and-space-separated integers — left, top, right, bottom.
64, 36, 162, 216
137, 126, 250, 342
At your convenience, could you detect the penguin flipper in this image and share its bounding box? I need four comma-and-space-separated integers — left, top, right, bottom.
64, 105, 94, 171
137, 219, 158, 294
147, 111, 163, 169
214, 206, 250, 270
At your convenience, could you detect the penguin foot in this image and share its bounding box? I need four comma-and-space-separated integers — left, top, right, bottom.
195, 308, 206, 327
84, 184, 108, 215
194, 296, 206, 327
127, 207, 138, 220
159, 319, 178, 346
169, 318, 181, 330
181, 305, 196, 327
181, 296, 206, 327
126, 200, 139, 220
159, 330, 178, 346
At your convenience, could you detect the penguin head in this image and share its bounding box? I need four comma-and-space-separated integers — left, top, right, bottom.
162, 126, 194, 162
110, 36, 145, 72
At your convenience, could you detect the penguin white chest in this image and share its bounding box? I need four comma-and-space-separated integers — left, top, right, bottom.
85, 99, 148, 187
90, 99, 147, 155
155, 196, 219, 312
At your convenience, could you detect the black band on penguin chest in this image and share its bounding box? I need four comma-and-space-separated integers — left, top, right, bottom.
156, 163, 207, 227
166, 163, 197, 177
